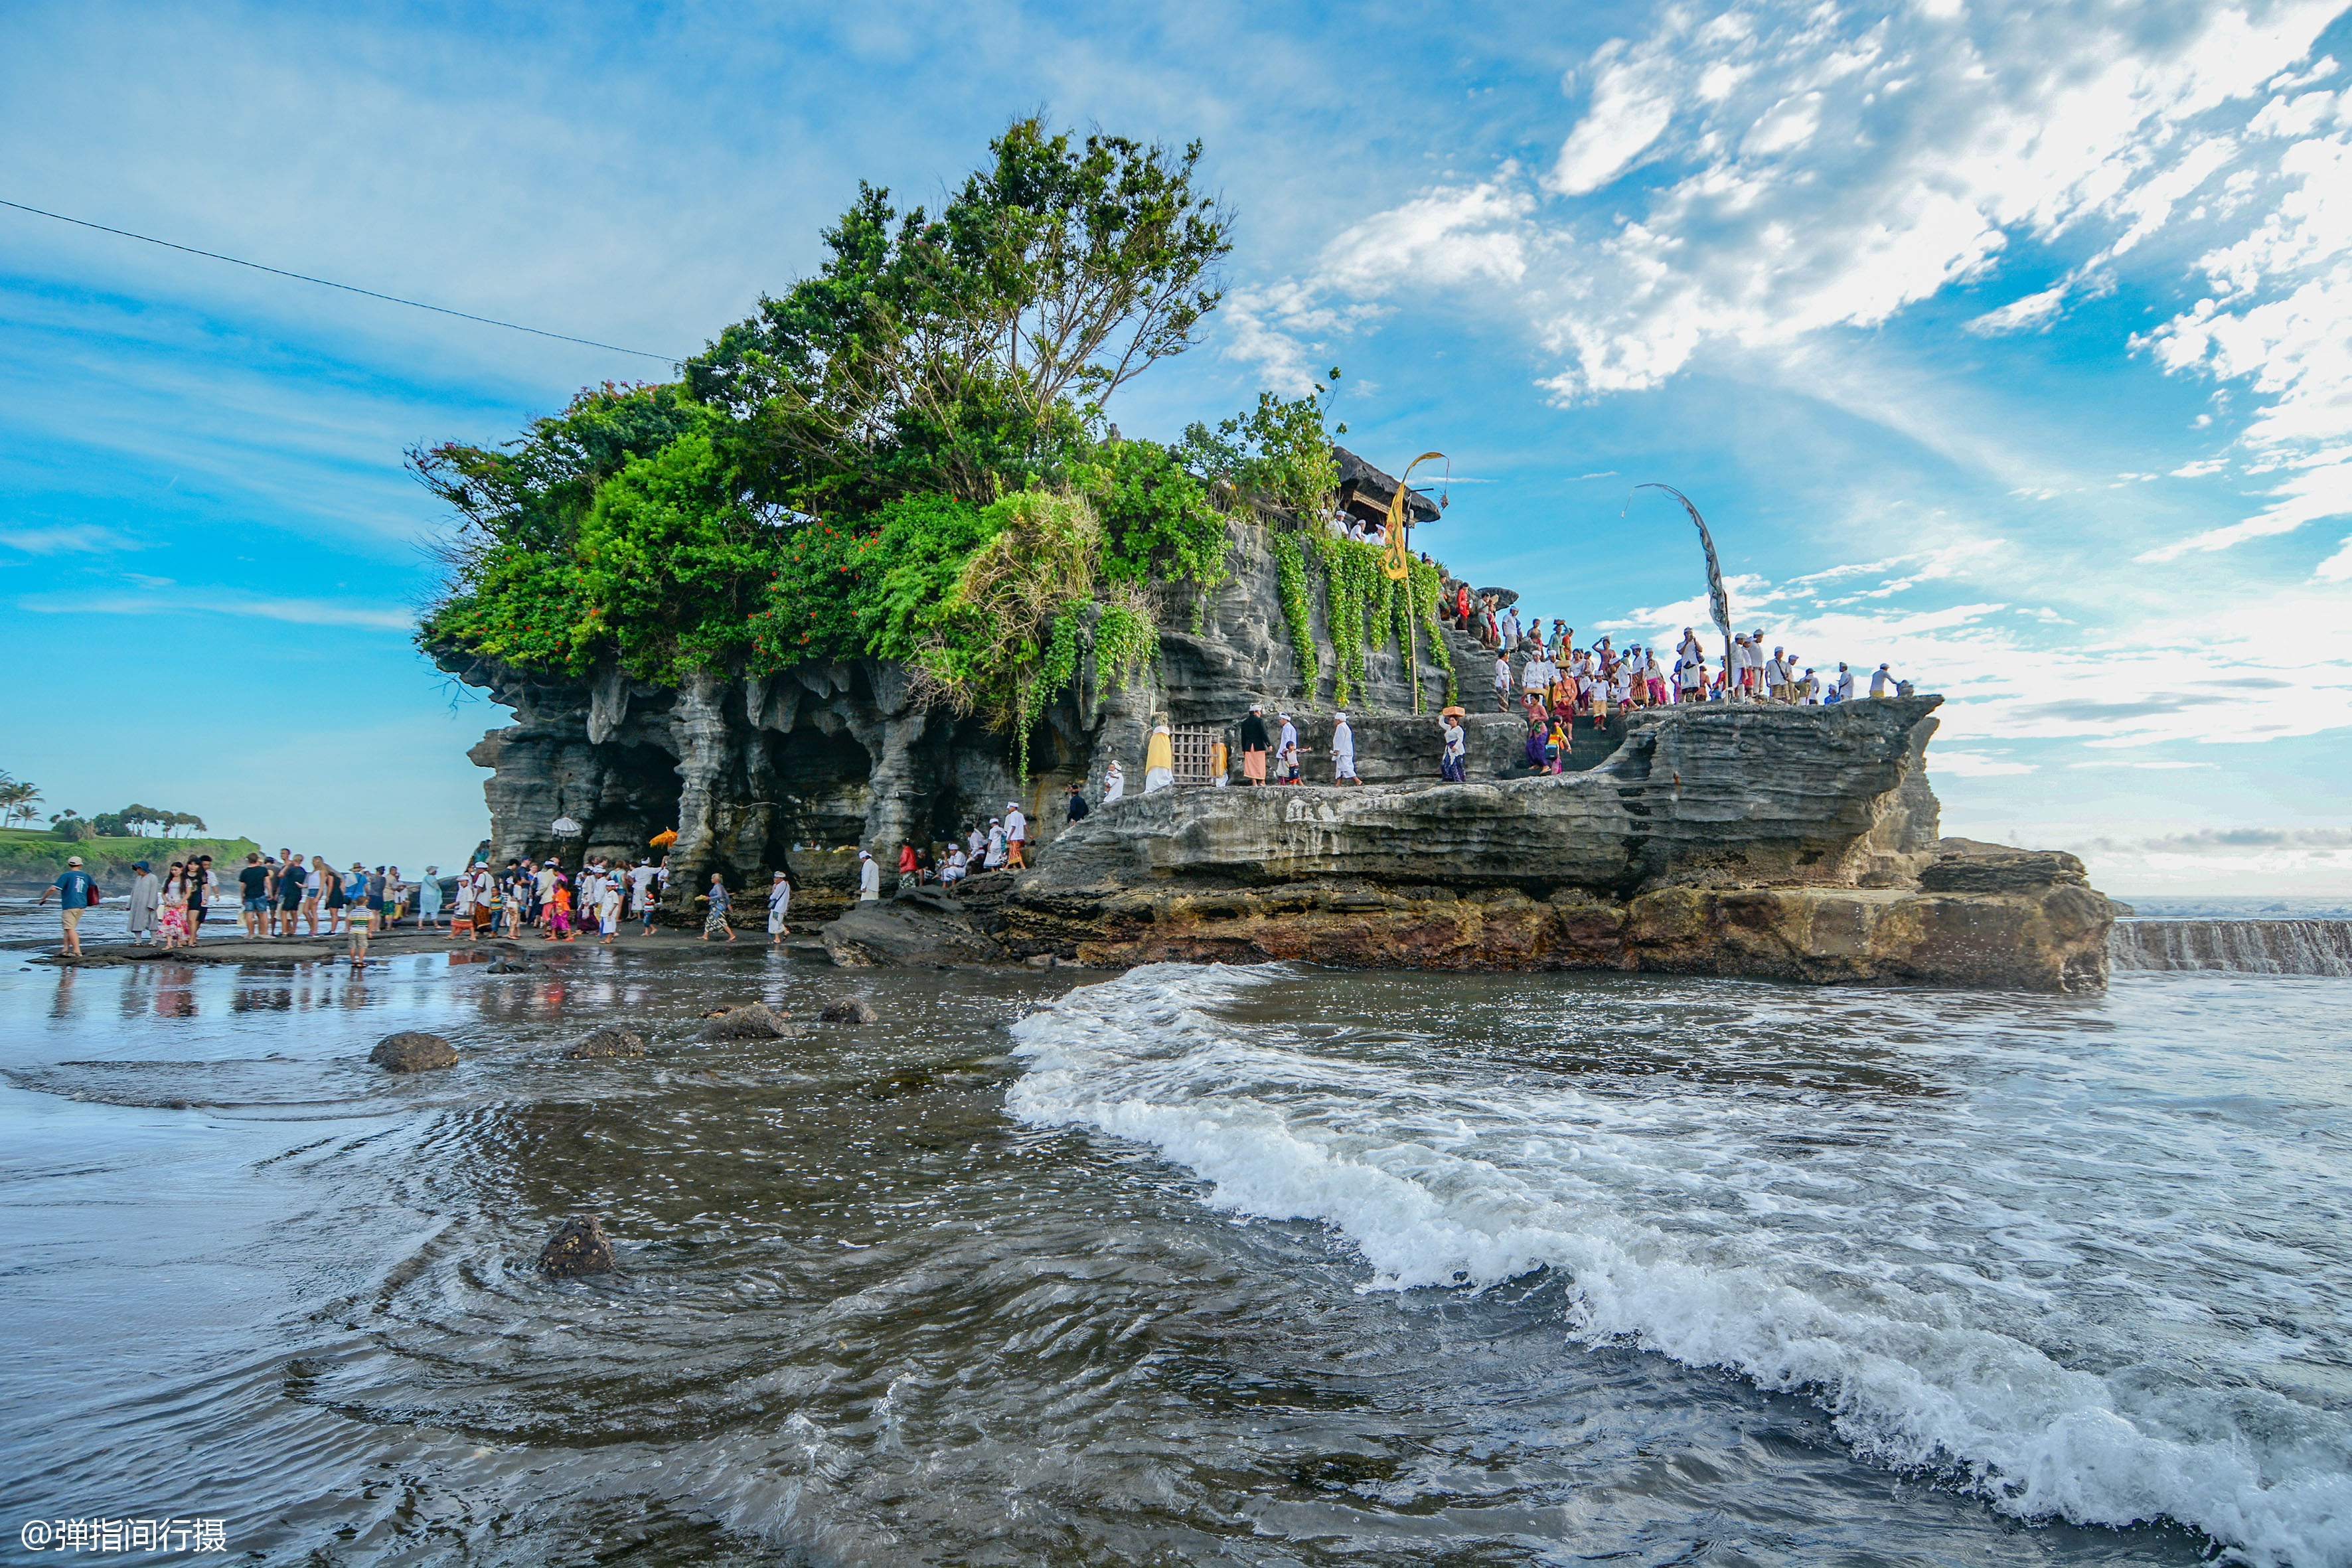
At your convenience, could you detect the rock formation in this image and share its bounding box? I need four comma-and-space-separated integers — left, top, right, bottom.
370, 1032, 458, 1073
439, 507, 2112, 992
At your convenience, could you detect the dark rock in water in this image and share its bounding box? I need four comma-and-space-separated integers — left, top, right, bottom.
821, 897, 1008, 969
485, 959, 530, 975
819, 998, 879, 1024
696, 1003, 787, 1041
1022, 953, 1056, 970
371, 1032, 458, 1073
538, 1215, 614, 1277
566, 1026, 647, 1059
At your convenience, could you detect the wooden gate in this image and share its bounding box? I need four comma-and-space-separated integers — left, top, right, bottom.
1168, 726, 1218, 785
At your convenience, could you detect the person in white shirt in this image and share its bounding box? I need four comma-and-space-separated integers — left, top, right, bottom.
857, 850, 881, 902
1103, 760, 1125, 801
967, 823, 986, 859
941, 846, 967, 888
1870, 663, 1897, 697
1331, 712, 1358, 783
1005, 803, 1028, 868
1800, 668, 1821, 704
765, 870, 792, 942
984, 820, 1007, 868
597, 873, 623, 943
1439, 714, 1468, 781
1833, 663, 1855, 703
1493, 652, 1512, 711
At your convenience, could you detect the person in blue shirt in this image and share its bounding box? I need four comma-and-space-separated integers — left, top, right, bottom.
38, 855, 101, 957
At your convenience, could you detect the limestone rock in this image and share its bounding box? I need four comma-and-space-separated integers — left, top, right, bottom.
371, 1032, 457, 1073
566, 1026, 647, 1059
538, 1215, 614, 1278
820, 896, 1008, 968
819, 998, 880, 1024
696, 1003, 787, 1041
1917, 838, 2088, 894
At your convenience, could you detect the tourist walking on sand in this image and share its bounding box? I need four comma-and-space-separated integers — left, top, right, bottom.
127, 861, 160, 943
1332, 711, 1359, 784
1006, 803, 1028, 868
1144, 722, 1175, 793
597, 868, 623, 943
345, 876, 372, 969
187, 855, 213, 941
237, 852, 270, 938
161, 862, 192, 950
767, 869, 792, 942
1103, 759, 1125, 802
858, 850, 882, 902
40, 856, 101, 957
1239, 705, 1271, 785
274, 854, 305, 937
418, 866, 444, 931
702, 872, 736, 939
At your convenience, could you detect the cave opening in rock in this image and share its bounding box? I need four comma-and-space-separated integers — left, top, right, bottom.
761, 728, 874, 853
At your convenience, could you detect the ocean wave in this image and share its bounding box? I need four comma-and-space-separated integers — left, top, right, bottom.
1006, 963, 2352, 1568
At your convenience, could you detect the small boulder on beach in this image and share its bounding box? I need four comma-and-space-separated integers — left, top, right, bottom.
819, 998, 879, 1024
537, 1215, 614, 1278
371, 1032, 458, 1073
566, 1026, 647, 1060
696, 1003, 787, 1041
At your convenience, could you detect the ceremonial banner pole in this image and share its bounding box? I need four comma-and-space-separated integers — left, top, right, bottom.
1381, 451, 1445, 715
1626, 484, 1733, 698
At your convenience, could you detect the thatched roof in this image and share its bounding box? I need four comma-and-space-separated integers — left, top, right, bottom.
1332, 445, 1442, 526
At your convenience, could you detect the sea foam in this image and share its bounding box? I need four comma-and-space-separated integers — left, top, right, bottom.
1008, 963, 2352, 1567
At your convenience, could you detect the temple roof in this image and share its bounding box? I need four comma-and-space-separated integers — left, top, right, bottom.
1332, 445, 1442, 526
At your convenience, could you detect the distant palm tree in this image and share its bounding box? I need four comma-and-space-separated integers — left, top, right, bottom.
0, 778, 40, 827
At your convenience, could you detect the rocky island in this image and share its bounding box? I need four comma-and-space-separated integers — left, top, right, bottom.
438, 465, 2112, 994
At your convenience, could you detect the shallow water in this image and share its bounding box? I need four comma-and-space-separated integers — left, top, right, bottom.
0, 947, 2344, 1566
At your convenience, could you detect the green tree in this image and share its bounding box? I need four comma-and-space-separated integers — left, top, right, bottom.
690, 116, 1232, 512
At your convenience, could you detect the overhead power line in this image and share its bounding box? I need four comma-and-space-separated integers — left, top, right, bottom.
0, 196, 682, 363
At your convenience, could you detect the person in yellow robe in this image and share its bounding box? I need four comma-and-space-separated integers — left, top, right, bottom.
1144, 722, 1175, 793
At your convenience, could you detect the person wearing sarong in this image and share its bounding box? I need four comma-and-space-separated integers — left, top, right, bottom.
1210, 738, 1229, 787
1103, 760, 1126, 801
1144, 722, 1175, 793
1239, 706, 1271, 785
1439, 714, 1467, 782
1331, 712, 1358, 784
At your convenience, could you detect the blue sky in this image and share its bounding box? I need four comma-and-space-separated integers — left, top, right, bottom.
4, 0, 2349, 892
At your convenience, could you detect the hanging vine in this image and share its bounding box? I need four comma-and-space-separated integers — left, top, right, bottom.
1269, 529, 1319, 696
1320, 536, 1388, 710
1089, 591, 1160, 720
1013, 601, 1087, 781
1405, 555, 1456, 704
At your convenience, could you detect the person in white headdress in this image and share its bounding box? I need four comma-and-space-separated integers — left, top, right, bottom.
1331, 711, 1359, 784
1144, 721, 1175, 793
1103, 759, 1125, 801
984, 819, 1007, 868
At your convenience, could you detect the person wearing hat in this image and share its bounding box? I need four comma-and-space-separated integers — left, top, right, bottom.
1870, 662, 1897, 698
856, 850, 882, 903
1331, 711, 1358, 784
767, 868, 794, 942
1005, 801, 1028, 868
984, 819, 1007, 870
1238, 704, 1271, 785
126, 860, 161, 944
40, 855, 101, 956
1144, 721, 1175, 793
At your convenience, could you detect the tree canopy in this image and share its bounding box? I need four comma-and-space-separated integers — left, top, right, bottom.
419, 118, 1362, 771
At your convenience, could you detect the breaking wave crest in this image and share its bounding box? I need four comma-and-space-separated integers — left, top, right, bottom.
1008, 963, 2352, 1567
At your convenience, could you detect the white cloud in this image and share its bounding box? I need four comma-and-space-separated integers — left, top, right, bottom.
0, 523, 146, 555
19, 590, 414, 629
1241, 0, 2345, 415
1546, 42, 1678, 195
1938, 751, 2039, 776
